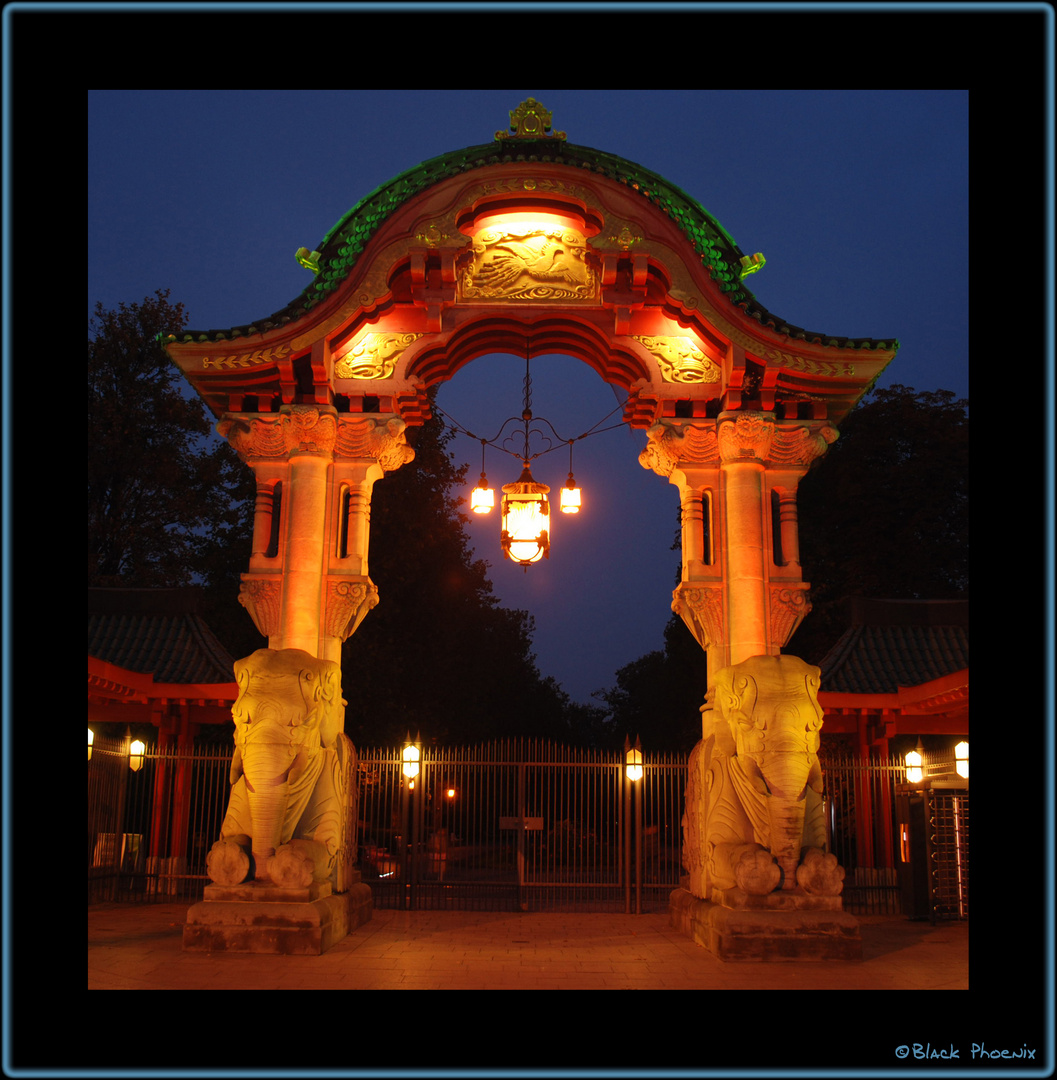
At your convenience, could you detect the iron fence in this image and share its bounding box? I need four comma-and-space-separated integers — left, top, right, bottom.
87, 733, 233, 903
87, 737, 966, 918
356, 739, 686, 913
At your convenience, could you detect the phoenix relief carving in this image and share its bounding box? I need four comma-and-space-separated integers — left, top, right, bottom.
459, 228, 598, 301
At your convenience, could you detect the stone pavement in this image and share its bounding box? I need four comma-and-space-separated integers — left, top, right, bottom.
88, 901, 968, 991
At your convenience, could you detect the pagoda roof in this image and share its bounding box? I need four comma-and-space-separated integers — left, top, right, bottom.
167, 137, 899, 355
819, 597, 968, 695
88, 587, 236, 686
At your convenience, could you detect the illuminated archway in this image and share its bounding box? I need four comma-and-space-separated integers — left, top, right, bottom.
166, 98, 897, 685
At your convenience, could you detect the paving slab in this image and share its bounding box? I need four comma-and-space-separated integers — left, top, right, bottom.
87, 901, 968, 992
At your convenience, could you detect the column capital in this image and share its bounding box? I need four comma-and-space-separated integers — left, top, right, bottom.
218, 407, 416, 475
672, 583, 725, 653
638, 420, 719, 478
717, 411, 839, 467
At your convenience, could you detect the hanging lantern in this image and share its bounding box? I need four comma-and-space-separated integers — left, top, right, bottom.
501, 464, 550, 565
470, 441, 494, 514
559, 472, 581, 514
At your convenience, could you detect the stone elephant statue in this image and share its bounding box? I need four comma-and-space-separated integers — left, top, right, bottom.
685, 654, 844, 900
206, 648, 355, 890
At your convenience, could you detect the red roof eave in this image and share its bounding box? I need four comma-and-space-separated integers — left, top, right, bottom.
88, 654, 238, 705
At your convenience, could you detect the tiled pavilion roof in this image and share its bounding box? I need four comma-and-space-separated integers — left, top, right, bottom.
819, 598, 969, 695
88, 587, 236, 685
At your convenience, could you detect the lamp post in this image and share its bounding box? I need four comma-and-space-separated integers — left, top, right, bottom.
624, 735, 643, 914
88, 728, 94, 762
400, 732, 422, 908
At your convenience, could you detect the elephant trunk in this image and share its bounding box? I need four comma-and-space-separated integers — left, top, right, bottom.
241, 740, 300, 880
760, 750, 814, 891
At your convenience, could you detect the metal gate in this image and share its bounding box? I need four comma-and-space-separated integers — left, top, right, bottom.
88, 736, 967, 918
355, 738, 686, 913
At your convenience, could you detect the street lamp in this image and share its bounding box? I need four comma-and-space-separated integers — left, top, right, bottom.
954, 740, 969, 780
129, 738, 146, 772
904, 739, 925, 785
402, 732, 421, 787
625, 736, 643, 782
88, 728, 94, 762
624, 735, 643, 914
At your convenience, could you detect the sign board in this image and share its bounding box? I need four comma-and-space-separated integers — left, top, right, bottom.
499, 816, 544, 831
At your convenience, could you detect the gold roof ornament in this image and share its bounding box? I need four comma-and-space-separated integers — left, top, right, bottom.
496, 98, 566, 141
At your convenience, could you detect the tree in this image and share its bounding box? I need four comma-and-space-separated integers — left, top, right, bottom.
786, 384, 968, 663
593, 615, 708, 754
88, 290, 250, 589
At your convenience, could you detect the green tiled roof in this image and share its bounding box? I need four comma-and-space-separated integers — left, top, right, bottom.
169, 138, 898, 353
819, 599, 968, 695
88, 588, 236, 685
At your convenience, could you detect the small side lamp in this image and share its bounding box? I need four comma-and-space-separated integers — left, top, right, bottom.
129, 739, 146, 772
904, 739, 924, 785
625, 736, 643, 782
402, 732, 421, 783
954, 740, 969, 780
88, 728, 94, 762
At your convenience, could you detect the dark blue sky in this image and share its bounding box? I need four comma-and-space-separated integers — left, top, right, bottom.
88, 89, 969, 706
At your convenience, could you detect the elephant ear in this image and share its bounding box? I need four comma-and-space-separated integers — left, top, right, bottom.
229, 746, 244, 786
317, 667, 344, 748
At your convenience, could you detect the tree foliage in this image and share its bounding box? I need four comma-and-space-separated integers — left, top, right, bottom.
787, 384, 969, 663
87, 290, 252, 593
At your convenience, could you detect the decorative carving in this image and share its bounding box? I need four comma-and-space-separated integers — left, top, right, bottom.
414, 224, 450, 248
218, 415, 287, 462
687, 655, 844, 902
672, 584, 725, 652
636, 335, 721, 384
207, 649, 354, 890
459, 227, 598, 302
202, 343, 293, 370
334, 333, 424, 380
768, 424, 839, 466
758, 345, 855, 378
324, 577, 380, 641
282, 406, 338, 456
718, 412, 774, 463
495, 98, 566, 141
335, 416, 416, 474
770, 585, 812, 647
607, 225, 643, 251
238, 576, 282, 637
638, 421, 720, 477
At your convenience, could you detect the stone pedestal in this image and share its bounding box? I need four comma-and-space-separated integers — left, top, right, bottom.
183, 873, 372, 955
670, 887, 862, 961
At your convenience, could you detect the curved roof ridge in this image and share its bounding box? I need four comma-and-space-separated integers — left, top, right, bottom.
167, 137, 898, 354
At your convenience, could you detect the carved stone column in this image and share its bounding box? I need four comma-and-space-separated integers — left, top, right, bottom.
717, 413, 773, 667
640, 412, 838, 680
218, 406, 415, 662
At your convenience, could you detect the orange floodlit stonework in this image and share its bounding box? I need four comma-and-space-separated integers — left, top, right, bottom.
165, 100, 897, 956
